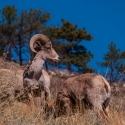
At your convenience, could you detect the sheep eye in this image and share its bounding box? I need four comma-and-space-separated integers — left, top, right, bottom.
44, 47, 51, 53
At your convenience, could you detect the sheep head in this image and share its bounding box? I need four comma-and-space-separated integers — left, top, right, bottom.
30, 34, 60, 62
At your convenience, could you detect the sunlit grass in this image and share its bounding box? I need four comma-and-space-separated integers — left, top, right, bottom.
0, 59, 125, 125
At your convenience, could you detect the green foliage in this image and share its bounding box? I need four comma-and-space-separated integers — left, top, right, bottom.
0, 6, 17, 60
46, 20, 93, 73
2, 6, 17, 24
0, 6, 50, 64
97, 42, 125, 83
22, 8, 50, 35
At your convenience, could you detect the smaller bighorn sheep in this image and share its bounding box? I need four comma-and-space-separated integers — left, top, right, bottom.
23, 34, 60, 107
49, 73, 111, 123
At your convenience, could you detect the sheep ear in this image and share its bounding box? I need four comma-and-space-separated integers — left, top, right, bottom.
41, 46, 43, 50
44, 42, 52, 49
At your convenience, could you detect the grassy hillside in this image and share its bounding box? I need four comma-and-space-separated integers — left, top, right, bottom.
0, 58, 125, 125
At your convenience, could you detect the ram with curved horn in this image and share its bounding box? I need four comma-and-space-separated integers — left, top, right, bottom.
23, 34, 60, 107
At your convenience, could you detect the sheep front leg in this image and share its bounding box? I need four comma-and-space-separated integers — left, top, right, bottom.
33, 97, 42, 107
40, 90, 50, 109
41, 91, 46, 108
56, 95, 71, 117
32, 89, 42, 108
45, 88, 51, 102
28, 93, 36, 111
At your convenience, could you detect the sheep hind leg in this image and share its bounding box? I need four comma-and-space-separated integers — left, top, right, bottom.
93, 105, 111, 125
102, 98, 110, 117
100, 108, 112, 125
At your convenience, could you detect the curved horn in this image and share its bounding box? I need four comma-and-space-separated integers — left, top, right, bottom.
30, 34, 51, 53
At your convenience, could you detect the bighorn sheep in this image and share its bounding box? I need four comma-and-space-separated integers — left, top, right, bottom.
49, 73, 111, 122
23, 34, 60, 107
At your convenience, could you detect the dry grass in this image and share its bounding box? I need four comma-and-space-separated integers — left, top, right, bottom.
0, 58, 125, 125
0, 100, 124, 125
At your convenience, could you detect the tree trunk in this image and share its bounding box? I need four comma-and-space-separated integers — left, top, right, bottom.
6, 37, 12, 61
68, 62, 72, 74
18, 35, 23, 65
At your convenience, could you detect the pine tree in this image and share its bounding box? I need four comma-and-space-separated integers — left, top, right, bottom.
97, 42, 125, 83
0, 6, 17, 60
46, 20, 93, 73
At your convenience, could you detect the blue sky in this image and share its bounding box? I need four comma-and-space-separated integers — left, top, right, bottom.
0, 0, 125, 73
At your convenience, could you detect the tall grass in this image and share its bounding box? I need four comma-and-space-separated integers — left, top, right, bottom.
0, 59, 125, 125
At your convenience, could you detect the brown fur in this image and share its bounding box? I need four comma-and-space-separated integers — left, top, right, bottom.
50, 73, 111, 123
